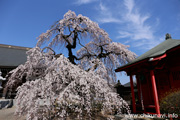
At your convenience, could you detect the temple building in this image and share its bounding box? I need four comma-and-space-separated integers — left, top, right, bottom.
0, 44, 30, 97
115, 34, 180, 114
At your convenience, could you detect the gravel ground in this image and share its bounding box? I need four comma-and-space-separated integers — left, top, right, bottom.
0, 107, 157, 120
0, 107, 25, 120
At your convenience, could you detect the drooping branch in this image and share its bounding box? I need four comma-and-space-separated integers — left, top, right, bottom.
74, 53, 96, 60
98, 51, 113, 59
41, 47, 56, 55
36, 10, 136, 82
61, 32, 73, 45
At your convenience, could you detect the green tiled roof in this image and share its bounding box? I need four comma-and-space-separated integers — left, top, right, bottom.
115, 38, 180, 71
0, 44, 31, 67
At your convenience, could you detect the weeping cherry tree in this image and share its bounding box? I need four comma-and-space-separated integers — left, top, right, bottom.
6, 10, 136, 119
37, 10, 136, 83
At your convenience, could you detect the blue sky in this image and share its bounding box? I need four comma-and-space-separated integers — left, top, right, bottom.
1, 0, 180, 84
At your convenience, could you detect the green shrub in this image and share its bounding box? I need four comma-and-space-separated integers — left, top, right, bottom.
160, 89, 180, 116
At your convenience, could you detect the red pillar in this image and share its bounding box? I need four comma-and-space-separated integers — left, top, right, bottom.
130, 75, 136, 113
136, 75, 141, 105
150, 70, 160, 115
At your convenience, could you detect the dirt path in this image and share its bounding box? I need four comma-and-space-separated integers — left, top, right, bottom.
0, 107, 25, 120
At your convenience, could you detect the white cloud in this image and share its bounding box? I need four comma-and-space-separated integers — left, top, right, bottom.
96, 0, 156, 43
96, 3, 121, 23
118, 31, 132, 39
124, 0, 134, 13
75, 0, 97, 5
117, 0, 162, 50
98, 17, 121, 23
119, 0, 153, 40
76, 0, 162, 50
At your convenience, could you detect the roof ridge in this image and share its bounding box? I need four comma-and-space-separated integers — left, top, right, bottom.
115, 38, 180, 72
0, 44, 31, 50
